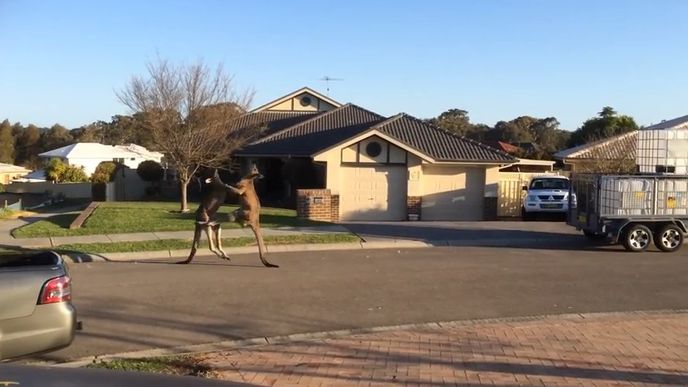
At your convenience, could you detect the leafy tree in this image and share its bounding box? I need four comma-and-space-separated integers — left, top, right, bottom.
14, 124, 42, 168
45, 158, 68, 182
72, 123, 104, 143
41, 124, 73, 151
136, 160, 164, 182
91, 161, 118, 183
568, 106, 638, 147
118, 58, 255, 212
45, 158, 88, 182
428, 108, 489, 140
0, 120, 15, 163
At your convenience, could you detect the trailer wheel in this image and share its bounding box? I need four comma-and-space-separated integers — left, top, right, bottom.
621, 224, 652, 252
653, 224, 684, 253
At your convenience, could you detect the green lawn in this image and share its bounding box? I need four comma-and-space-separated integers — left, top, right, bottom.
56, 233, 360, 254
13, 201, 328, 238
87, 356, 212, 377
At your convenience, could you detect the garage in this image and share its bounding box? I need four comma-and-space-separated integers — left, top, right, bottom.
421, 165, 485, 221
340, 165, 407, 221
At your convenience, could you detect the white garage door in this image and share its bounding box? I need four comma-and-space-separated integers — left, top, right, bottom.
340, 166, 407, 221
422, 166, 485, 221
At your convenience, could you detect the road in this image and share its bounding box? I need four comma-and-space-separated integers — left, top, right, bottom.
32, 236, 688, 363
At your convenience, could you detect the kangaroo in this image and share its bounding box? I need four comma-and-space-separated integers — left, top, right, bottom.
178, 167, 278, 268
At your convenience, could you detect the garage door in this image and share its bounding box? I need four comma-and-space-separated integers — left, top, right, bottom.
422, 166, 485, 220
340, 166, 407, 221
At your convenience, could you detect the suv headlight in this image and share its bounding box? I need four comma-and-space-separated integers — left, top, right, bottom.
526, 195, 538, 202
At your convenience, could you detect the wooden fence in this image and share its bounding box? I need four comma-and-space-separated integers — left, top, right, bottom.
498, 172, 569, 217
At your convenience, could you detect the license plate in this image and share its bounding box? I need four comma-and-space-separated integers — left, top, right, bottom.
541, 204, 562, 209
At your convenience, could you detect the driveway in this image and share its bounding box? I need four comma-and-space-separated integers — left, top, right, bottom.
344, 220, 583, 247
28, 243, 688, 363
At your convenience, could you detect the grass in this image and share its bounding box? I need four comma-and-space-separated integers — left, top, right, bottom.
13, 201, 329, 238
56, 233, 361, 254
87, 356, 212, 377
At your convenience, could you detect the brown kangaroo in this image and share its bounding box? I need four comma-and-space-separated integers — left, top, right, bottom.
178, 167, 278, 268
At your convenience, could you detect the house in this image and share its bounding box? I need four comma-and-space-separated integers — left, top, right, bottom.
553, 131, 638, 173
0, 163, 31, 185
38, 143, 164, 177
231, 87, 516, 221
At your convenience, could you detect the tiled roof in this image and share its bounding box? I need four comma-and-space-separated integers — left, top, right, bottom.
228, 111, 321, 138
235, 104, 385, 156
372, 114, 515, 163
484, 140, 521, 154
643, 114, 688, 130
553, 131, 637, 160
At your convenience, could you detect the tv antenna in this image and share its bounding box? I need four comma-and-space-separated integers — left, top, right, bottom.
319, 76, 343, 95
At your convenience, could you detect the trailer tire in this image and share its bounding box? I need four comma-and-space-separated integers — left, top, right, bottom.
621, 224, 653, 252
653, 224, 684, 253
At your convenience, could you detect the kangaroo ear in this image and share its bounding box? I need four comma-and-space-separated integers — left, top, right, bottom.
249, 173, 263, 180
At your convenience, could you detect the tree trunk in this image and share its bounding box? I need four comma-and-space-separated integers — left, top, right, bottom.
180, 179, 190, 213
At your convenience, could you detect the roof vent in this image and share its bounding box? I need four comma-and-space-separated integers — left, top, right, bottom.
299, 96, 312, 107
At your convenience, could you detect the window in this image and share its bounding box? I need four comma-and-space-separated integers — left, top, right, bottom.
365, 142, 382, 158
530, 178, 569, 190
299, 96, 312, 106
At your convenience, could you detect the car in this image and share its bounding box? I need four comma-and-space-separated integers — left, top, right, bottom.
0, 249, 79, 361
521, 175, 573, 221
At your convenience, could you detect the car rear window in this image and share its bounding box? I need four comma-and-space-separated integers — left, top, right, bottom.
0, 250, 60, 267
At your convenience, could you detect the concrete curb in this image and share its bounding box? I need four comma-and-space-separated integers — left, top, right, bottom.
60, 240, 431, 263
48, 308, 688, 368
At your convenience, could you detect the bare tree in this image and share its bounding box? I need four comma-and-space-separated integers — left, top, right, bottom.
118, 59, 255, 212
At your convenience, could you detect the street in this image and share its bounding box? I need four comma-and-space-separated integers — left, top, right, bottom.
35, 240, 688, 363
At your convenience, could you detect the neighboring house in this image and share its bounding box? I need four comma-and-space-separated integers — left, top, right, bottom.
231, 87, 516, 221
0, 163, 31, 185
500, 158, 555, 173
553, 131, 638, 173
38, 143, 164, 177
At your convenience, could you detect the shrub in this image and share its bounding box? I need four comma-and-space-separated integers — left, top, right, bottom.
91, 162, 118, 183
137, 160, 164, 182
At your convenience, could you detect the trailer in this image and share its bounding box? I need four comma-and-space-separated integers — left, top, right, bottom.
568, 173, 688, 252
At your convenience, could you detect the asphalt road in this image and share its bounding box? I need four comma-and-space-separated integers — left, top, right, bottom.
31, 238, 688, 363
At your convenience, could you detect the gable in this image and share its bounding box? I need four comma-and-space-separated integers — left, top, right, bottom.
252, 87, 341, 113
341, 135, 407, 165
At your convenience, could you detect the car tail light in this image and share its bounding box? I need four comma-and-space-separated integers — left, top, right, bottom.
39, 276, 72, 304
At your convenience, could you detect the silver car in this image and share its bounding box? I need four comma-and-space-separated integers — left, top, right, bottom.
0, 250, 77, 360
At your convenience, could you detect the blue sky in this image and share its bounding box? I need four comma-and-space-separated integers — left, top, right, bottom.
1, 0, 686, 131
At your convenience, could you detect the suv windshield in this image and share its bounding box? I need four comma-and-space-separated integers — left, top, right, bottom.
530, 178, 569, 190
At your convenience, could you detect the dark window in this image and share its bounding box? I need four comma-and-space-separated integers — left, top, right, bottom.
299, 96, 312, 106
530, 178, 569, 190
365, 142, 382, 158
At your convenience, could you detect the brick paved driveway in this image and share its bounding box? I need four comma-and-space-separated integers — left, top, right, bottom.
197, 312, 688, 386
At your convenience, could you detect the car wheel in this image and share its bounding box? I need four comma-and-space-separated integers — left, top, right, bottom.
621, 224, 653, 252
653, 224, 684, 253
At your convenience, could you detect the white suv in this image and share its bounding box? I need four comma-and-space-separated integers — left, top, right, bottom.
521, 175, 572, 220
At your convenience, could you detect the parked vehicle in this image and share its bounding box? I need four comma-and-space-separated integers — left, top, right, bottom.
568, 174, 688, 252
0, 250, 78, 360
521, 175, 572, 220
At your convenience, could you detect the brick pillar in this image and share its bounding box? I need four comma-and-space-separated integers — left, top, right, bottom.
407, 196, 422, 220
330, 194, 340, 222
297, 189, 332, 222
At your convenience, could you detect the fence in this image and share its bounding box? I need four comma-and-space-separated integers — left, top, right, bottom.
498, 171, 569, 217
1, 199, 22, 211
5, 181, 92, 198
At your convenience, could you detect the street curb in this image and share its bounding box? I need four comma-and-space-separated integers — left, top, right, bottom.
47, 308, 688, 368
60, 240, 431, 263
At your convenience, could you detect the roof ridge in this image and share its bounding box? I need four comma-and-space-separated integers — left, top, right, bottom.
250, 103, 383, 145
394, 113, 515, 160
562, 130, 637, 159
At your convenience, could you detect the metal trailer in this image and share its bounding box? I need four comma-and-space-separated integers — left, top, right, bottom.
567, 173, 688, 252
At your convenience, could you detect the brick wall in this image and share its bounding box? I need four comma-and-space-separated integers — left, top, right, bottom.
297, 189, 333, 222
407, 196, 421, 220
